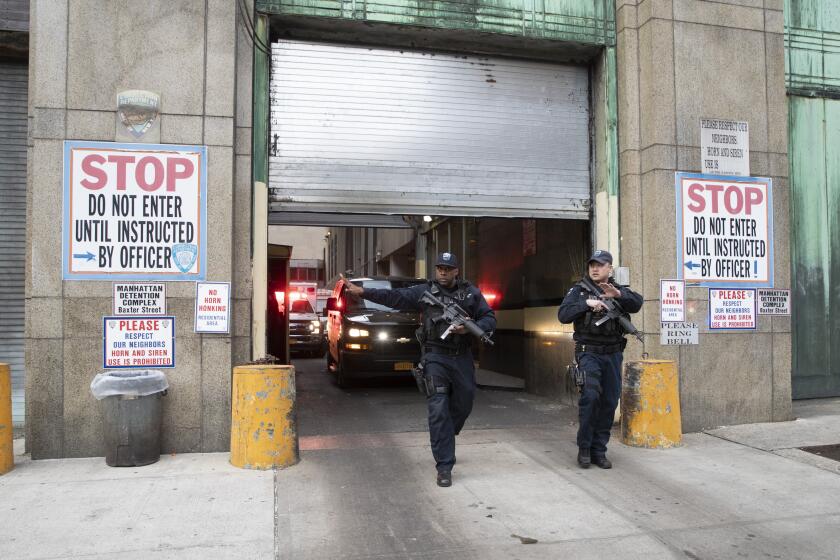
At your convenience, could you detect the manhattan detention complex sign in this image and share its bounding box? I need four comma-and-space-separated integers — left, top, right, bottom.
63, 141, 207, 281
103, 316, 175, 368
676, 172, 773, 288
113, 283, 165, 315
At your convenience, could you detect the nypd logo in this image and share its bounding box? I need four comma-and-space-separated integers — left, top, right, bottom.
117, 90, 160, 138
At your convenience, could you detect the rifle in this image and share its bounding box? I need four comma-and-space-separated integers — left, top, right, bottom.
418, 290, 495, 346
580, 276, 644, 342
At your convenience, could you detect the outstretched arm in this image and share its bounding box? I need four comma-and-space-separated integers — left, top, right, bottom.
343, 280, 424, 311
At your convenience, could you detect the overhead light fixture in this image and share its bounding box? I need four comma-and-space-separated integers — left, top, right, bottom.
423, 215, 432, 222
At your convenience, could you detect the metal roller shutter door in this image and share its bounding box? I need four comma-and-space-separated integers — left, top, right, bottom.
269, 40, 590, 219
0, 61, 27, 426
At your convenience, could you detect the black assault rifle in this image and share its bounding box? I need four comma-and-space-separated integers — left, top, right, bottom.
580, 276, 644, 342
418, 290, 495, 346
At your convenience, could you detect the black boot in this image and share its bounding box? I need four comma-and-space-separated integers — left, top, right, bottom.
577, 448, 591, 469
437, 471, 452, 487
592, 455, 612, 469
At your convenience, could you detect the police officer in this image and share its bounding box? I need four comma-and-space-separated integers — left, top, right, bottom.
558, 250, 642, 469
343, 252, 495, 487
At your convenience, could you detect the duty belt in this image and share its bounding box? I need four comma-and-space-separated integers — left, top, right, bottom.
425, 345, 466, 356
576, 342, 625, 354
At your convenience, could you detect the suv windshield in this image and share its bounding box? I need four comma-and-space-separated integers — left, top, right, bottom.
290, 299, 314, 313
347, 279, 425, 312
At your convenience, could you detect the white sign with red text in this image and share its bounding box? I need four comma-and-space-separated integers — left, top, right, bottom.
103, 316, 175, 368
660, 279, 685, 322
676, 173, 773, 288
63, 141, 207, 280
709, 289, 756, 330
195, 282, 231, 333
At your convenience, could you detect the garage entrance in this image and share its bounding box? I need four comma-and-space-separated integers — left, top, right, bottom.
262, 37, 597, 418
266, 215, 588, 401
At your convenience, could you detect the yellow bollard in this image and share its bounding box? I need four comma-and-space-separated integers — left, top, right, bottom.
1, 363, 13, 475
621, 360, 682, 448
230, 364, 299, 469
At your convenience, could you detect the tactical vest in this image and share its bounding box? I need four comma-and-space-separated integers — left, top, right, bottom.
573, 281, 626, 345
422, 281, 469, 350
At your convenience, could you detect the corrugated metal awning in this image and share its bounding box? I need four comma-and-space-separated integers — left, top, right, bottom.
269, 40, 590, 219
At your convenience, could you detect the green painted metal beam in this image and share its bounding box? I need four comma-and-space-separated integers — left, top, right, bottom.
785, 0, 840, 97
789, 95, 840, 398
257, 0, 614, 46
253, 14, 269, 189
252, 12, 270, 258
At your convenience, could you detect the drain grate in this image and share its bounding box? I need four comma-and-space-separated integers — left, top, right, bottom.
798, 444, 840, 462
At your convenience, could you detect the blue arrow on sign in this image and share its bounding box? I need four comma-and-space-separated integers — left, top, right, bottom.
73, 251, 95, 262
684, 260, 700, 271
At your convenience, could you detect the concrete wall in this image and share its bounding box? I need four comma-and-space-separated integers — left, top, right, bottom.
268, 225, 328, 260
616, 0, 791, 431
26, 0, 254, 458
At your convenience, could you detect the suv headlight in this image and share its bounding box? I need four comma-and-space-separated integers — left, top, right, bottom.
348, 328, 369, 338
309, 320, 320, 333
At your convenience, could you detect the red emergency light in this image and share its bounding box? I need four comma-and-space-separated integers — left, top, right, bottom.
273, 291, 285, 314
482, 291, 500, 308
288, 291, 303, 301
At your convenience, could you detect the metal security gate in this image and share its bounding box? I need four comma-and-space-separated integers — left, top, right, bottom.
269, 40, 590, 219
0, 61, 27, 425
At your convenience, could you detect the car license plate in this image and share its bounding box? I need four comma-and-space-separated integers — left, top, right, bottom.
394, 362, 413, 371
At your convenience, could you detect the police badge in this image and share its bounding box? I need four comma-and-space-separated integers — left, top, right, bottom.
116, 90, 161, 140
172, 243, 198, 273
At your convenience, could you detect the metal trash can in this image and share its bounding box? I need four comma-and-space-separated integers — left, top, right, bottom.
90, 370, 169, 467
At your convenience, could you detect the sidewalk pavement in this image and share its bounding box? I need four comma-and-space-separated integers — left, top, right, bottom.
2, 398, 840, 559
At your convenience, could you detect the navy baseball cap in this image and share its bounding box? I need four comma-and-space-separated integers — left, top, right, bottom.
436, 252, 459, 268
587, 249, 613, 265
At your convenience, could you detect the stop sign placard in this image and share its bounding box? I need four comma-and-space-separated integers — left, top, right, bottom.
676, 172, 773, 288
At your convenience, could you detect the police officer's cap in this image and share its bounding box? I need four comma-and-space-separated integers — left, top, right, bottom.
587, 249, 613, 265
436, 252, 459, 268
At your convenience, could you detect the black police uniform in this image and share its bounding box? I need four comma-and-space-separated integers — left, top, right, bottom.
360, 256, 495, 480
558, 252, 642, 467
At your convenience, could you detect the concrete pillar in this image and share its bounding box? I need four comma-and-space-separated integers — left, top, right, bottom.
615, 0, 792, 431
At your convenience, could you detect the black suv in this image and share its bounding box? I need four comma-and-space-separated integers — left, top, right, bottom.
326, 276, 426, 387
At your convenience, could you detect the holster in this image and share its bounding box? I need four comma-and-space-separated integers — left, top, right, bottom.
567, 362, 585, 393
413, 362, 431, 397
